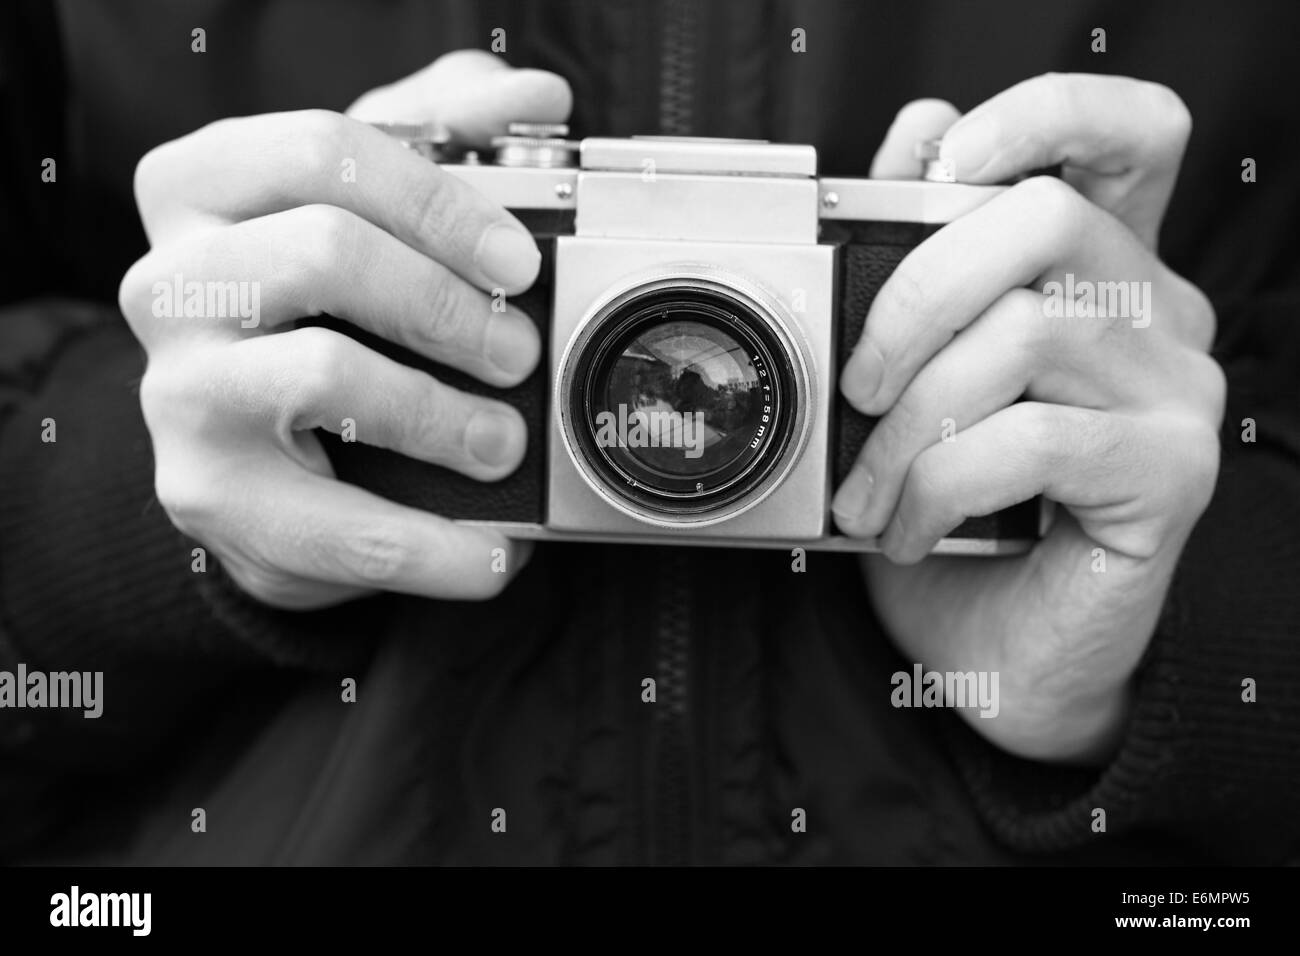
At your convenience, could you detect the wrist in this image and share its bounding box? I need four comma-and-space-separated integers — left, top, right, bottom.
987, 670, 1136, 765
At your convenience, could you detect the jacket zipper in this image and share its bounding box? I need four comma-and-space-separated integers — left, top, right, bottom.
648, 0, 697, 867
651, 550, 693, 865
658, 0, 698, 136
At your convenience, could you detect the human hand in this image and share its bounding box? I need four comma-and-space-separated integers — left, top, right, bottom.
119, 50, 571, 609
832, 75, 1226, 762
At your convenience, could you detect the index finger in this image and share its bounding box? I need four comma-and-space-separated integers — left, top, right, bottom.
939, 73, 1192, 248
135, 109, 541, 294
218, 459, 530, 603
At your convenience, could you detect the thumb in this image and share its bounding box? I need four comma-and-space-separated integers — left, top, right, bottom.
869, 99, 962, 179
347, 49, 572, 147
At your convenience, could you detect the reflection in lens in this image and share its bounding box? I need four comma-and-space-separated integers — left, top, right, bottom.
602, 319, 766, 479
572, 288, 793, 514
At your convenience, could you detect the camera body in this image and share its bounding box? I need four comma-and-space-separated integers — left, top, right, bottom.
325, 125, 1045, 554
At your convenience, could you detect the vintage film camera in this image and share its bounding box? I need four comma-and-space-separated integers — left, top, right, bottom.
323, 122, 1046, 554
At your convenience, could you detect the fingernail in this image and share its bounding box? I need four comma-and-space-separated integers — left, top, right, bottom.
841, 341, 885, 411
940, 112, 998, 182
831, 464, 874, 534
485, 310, 540, 380
475, 223, 541, 292
466, 409, 524, 468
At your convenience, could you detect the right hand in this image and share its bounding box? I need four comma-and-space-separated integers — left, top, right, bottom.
118, 50, 572, 609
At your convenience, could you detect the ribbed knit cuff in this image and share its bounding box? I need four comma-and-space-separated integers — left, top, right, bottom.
945, 405, 1300, 864
192, 556, 388, 671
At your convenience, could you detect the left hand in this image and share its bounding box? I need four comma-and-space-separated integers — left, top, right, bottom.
832, 75, 1226, 764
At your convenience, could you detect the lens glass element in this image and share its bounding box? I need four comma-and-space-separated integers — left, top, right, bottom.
571, 288, 794, 514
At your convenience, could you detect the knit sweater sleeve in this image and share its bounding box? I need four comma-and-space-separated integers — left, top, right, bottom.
0, 306, 383, 766
1, 0, 383, 766
943, 295, 1300, 864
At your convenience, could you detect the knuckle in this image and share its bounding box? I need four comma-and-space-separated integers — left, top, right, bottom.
137, 365, 175, 417
1035, 71, 1077, 114
133, 118, 229, 213
405, 167, 456, 248
140, 351, 235, 436
906, 445, 952, 510
288, 205, 358, 308
866, 395, 919, 466
297, 202, 358, 262
292, 109, 354, 176
118, 254, 159, 326
1190, 348, 1222, 400
286, 326, 350, 411
409, 383, 459, 452
154, 466, 217, 538
1186, 417, 1223, 476
1186, 349, 1228, 424
1175, 277, 1218, 351
1145, 83, 1193, 151
1015, 176, 1090, 255
990, 289, 1050, 351
880, 257, 931, 323
1015, 174, 1083, 226
1109, 521, 1167, 563
337, 528, 412, 586
1016, 403, 1067, 468
894, 97, 958, 125
422, 268, 474, 349
1170, 415, 1222, 512
131, 143, 171, 212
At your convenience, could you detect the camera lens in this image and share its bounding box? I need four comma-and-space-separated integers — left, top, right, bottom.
569, 287, 796, 515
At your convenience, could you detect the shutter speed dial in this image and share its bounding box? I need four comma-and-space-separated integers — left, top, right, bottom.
492, 123, 580, 168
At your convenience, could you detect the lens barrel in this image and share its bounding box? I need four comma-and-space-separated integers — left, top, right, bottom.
567, 286, 797, 517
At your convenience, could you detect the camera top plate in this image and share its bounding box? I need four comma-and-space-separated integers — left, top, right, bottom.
580, 137, 816, 178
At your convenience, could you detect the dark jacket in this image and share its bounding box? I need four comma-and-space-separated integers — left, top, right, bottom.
1, 0, 1297, 864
